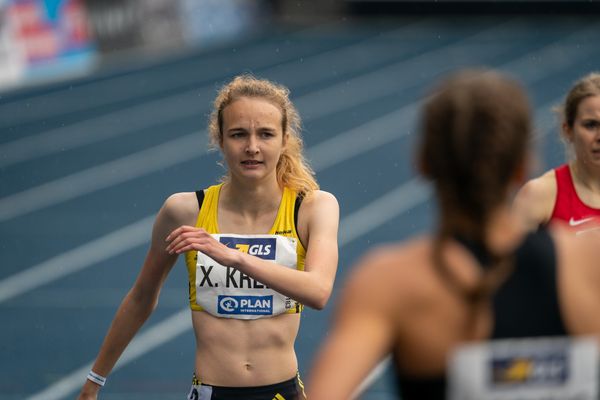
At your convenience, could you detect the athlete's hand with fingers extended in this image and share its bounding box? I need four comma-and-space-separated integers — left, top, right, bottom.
165, 225, 240, 267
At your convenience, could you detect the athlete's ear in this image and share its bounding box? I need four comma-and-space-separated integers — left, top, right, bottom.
282, 132, 289, 147
561, 121, 573, 142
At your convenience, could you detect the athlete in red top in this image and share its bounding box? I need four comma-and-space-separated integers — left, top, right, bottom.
514, 72, 600, 236
551, 164, 600, 233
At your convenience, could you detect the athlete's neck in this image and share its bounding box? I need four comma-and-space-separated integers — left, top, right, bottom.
220, 179, 283, 217
570, 161, 600, 194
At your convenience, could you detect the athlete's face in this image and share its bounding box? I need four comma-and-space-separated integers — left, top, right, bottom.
565, 95, 600, 168
220, 97, 286, 182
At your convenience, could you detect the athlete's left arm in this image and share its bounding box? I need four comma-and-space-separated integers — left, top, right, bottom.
290, 189, 340, 309
166, 190, 340, 310
308, 248, 397, 400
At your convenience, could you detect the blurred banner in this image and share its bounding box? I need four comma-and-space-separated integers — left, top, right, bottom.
84, 0, 184, 55
179, 0, 264, 47
84, 0, 264, 56
1, 0, 266, 92
0, 0, 97, 90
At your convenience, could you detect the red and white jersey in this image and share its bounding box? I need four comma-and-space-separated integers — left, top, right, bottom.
551, 164, 600, 235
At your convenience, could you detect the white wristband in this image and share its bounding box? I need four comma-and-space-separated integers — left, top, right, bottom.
87, 370, 107, 387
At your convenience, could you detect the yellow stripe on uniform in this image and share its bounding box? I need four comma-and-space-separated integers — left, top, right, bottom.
297, 371, 307, 400
273, 394, 286, 400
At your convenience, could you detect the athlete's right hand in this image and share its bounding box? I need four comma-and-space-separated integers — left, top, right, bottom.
165, 225, 240, 267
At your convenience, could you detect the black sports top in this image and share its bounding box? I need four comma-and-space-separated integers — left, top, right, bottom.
395, 227, 566, 400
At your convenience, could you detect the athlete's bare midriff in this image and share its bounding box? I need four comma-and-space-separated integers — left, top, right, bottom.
191, 310, 300, 386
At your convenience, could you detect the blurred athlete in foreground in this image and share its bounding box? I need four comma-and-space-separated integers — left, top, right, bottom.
309, 70, 600, 400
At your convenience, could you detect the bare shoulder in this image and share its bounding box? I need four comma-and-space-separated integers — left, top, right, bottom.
514, 170, 557, 227
158, 192, 200, 228
144, 191, 201, 256
345, 238, 428, 296
297, 189, 339, 235
301, 189, 339, 211
332, 238, 430, 325
523, 170, 557, 197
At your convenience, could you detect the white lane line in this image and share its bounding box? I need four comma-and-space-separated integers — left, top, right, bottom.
308, 103, 417, 171
295, 41, 506, 121
0, 21, 429, 168
0, 133, 206, 222
26, 309, 191, 400
24, 175, 433, 400
0, 92, 203, 168
296, 23, 599, 122
0, 216, 154, 303
295, 37, 520, 120
339, 179, 431, 245
352, 356, 393, 400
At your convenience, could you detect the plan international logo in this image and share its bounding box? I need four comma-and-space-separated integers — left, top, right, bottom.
220, 237, 276, 260
217, 295, 273, 315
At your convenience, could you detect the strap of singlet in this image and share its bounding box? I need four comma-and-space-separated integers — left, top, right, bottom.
294, 193, 304, 239
195, 190, 205, 209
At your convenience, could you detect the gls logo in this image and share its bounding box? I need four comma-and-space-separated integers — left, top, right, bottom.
490, 351, 568, 386
220, 237, 276, 260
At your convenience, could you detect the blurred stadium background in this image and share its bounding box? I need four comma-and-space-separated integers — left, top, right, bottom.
1, 0, 600, 399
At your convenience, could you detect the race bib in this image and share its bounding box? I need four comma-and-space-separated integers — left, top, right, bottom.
447, 336, 598, 400
195, 234, 299, 319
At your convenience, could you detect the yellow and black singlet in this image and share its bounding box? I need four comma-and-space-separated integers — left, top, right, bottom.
185, 184, 306, 319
